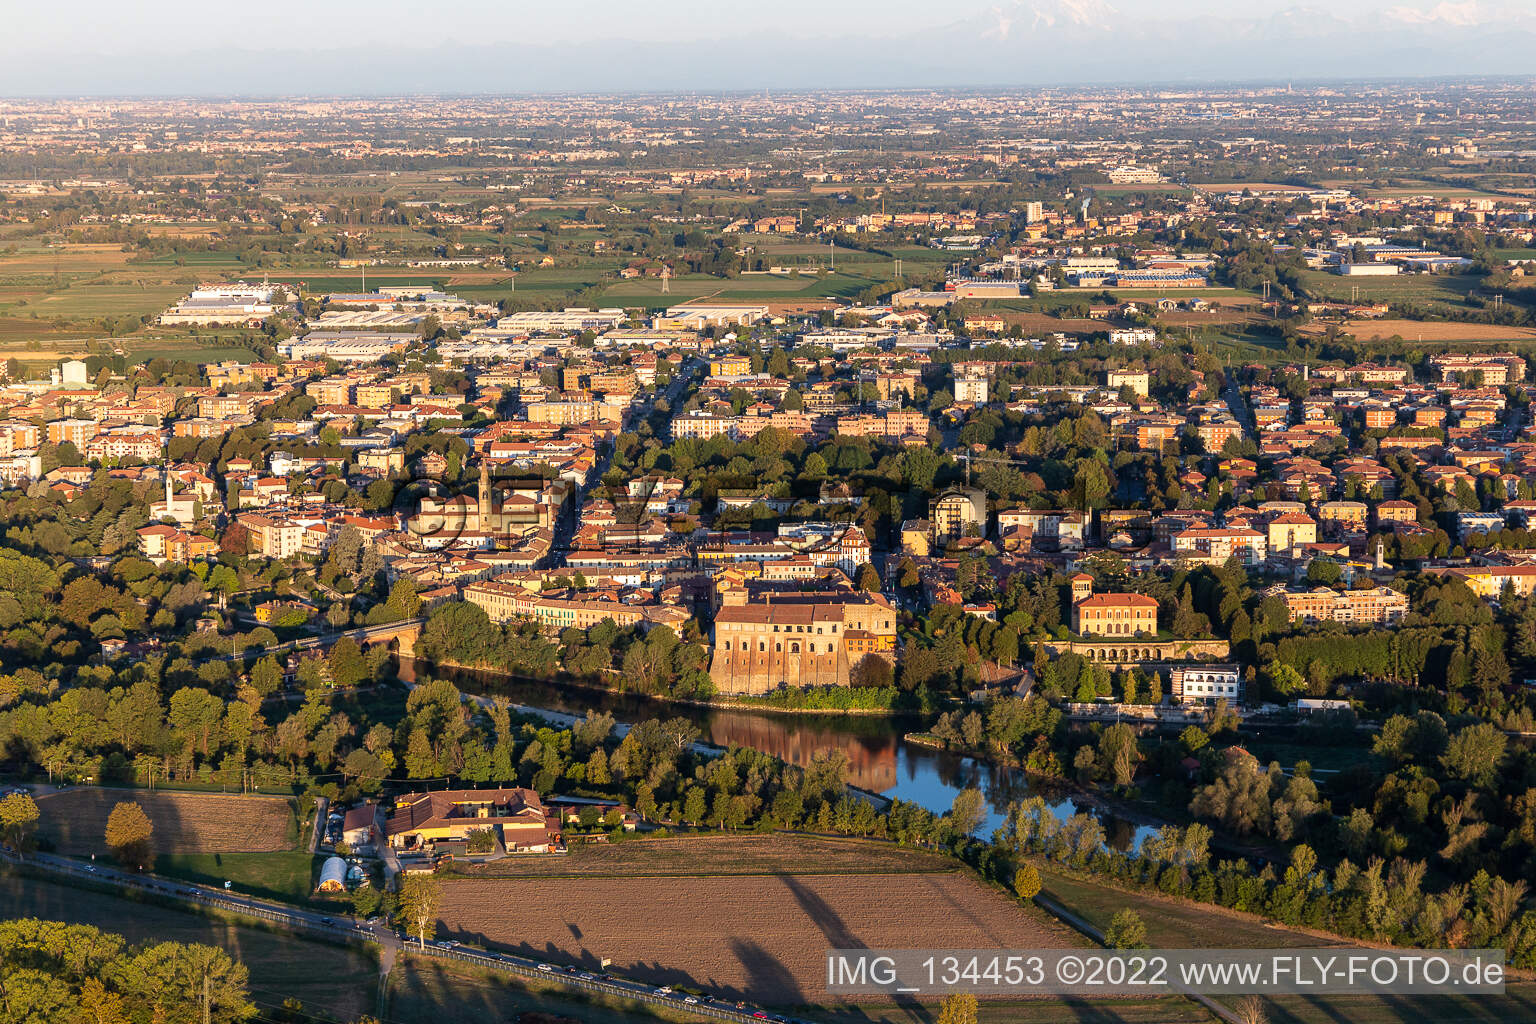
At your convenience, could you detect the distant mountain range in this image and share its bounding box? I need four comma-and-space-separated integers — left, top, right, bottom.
5, 1, 1536, 94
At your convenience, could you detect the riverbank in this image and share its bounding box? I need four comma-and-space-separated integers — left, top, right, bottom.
421, 656, 926, 718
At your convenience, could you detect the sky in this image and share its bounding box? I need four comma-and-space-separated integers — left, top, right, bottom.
0, 0, 1531, 93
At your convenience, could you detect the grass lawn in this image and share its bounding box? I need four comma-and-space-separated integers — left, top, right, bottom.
1298, 269, 1482, 305
155, 850, 320, 905
0, 872, 377, 1021
1239, 737, 1377, 774
1035, 865, 1328, 949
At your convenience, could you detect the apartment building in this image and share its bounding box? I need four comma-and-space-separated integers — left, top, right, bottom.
1170, 527, 1267, 566
1272, 585, 1409, 625
929, 485, 987, 545
237, 513, 307, 559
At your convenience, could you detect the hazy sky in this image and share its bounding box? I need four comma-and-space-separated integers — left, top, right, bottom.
0, 0, 1505, 53
0, 0, 1528, 92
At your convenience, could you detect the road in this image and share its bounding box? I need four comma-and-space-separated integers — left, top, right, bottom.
2, 849, 817, 1024
1220, 371, 1256, 441
549, 356, 699, 560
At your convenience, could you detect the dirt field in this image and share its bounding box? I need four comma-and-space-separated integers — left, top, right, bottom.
37, 788, 296, 856
436, 870, 1080, 1004
1307, 319, 1536, 342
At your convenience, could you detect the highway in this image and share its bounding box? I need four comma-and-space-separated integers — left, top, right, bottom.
2, 849, 816, 1024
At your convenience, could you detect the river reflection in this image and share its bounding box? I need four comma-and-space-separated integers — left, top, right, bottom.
418, 660, 1156, 851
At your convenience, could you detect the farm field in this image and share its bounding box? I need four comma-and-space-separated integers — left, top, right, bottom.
1034, 867, 1536, 1024
435, 871, 1080, 1006
387, 958, 716, 1024
30, 282, 187, 318
0, 242, 134, 276
1036, 865, 1330, 950
1305, 318, 1536, 342
1246, 985, 1536, 1024
36, 787, 298, 856
0, 873, 377, 1022
450, 833, 957, 878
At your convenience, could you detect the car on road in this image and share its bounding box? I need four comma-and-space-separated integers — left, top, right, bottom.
537, 964, 554, 973
654, 986, 672, 995
683, 996, 699, 1004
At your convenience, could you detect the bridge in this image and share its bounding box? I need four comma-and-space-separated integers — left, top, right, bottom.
211, 617, 427, 675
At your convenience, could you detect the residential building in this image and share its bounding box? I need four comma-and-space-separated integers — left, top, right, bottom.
385, 788, 551, 852
1170, 664, 1243, 705
1072, 593, 1159, 637
1272, 585, 1409, 625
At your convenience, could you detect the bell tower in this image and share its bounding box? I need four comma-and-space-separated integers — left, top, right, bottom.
478, 459, 492, 533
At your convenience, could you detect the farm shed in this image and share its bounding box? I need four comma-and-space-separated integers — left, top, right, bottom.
316, 856, 348, 893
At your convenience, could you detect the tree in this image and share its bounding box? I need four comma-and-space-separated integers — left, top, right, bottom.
249, 656, 282, 697
327, 637, 368, 688
1104, 908, 1148, 949
855, 563, 882, 593
1189, 752, 1273, 835
1305, 558, 1342, 586
105, 801, 154, 870
1013, 863, 1041, 901
396, 874, 441, 948
0, 791, 39, 851
116, 940, 252, 1024
950, 787, 986, 838
1440, 723, 1507, 788
937, 993, 979, 1024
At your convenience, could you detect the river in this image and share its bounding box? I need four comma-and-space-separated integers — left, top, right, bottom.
411, 660, 1157, 851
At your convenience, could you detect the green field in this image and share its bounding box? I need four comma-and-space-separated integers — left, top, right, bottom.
1037, 865, 1326, 949
1299, 269, 1481, 304
155, 850, 322, 905
141, 251, 247, 266
29, 282, 187, 318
